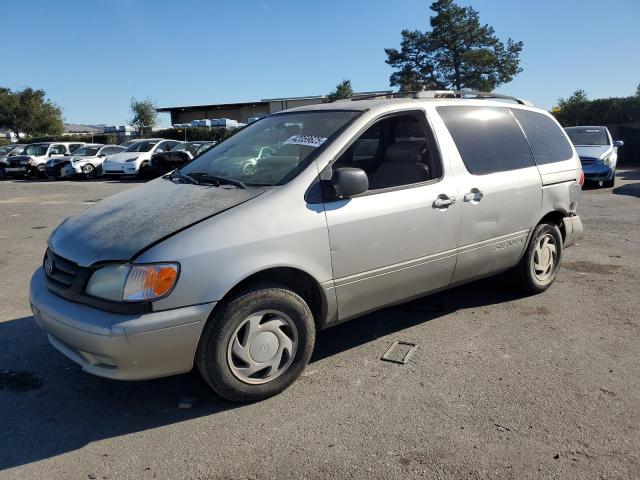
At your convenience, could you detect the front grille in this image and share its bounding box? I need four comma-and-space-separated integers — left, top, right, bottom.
580, 157, 597, 165
45, 250, 81, 289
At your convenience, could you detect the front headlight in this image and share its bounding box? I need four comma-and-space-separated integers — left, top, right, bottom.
86, 263, 179, 302
125, 156, 139, 163
602, 153, 614, 166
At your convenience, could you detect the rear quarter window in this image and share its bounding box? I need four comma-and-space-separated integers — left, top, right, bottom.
511, 109, 573, 164
437, 106, 534, 175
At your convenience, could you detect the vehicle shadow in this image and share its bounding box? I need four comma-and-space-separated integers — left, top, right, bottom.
618, 167, 640, 181
612, 167, 640, 198
612, 183, 640, 198
0, 276, 520, 471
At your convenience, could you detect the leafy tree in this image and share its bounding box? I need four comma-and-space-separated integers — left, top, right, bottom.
0, 87, 63, 138
328, 79, 354, 102
385, 0, 523, 91
552, 90, 589, 125
636, 83, 640, 97
130, 97, 158, 137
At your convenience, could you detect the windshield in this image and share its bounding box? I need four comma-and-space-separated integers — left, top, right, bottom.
0, 145, 16, 155
170, 142, 188, 152
71, 146, 101, 156
565, 127, 610, 146
25, 144, 50, 156
126, 140, 158, 152
180, 111, 359, 186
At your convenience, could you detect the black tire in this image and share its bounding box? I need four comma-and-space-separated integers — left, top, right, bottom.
603, 172, 615, 188
138, 161, 149, 178
82, 163, 96, 180
0, 166, 6, 179
513, 223, 563, 294
197, 284, 315, 402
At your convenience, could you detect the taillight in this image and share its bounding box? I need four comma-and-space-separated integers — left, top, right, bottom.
579, 169, 585, 187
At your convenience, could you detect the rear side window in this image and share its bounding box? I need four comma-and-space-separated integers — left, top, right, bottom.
437, 106, 534, 175
511, 109, 573, 164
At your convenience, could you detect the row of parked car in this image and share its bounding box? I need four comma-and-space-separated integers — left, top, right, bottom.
0, 138, 218, 180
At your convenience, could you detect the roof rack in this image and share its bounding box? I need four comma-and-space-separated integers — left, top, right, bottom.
336, 89, 533, 106
413, 90, 533, 106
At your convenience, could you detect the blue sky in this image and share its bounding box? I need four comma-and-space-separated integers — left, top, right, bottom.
3, 0, 639, 127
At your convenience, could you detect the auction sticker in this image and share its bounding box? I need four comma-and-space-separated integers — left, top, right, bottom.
284, 135, 327, 148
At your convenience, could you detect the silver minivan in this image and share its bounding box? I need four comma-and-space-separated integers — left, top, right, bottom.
29, 92, 584, 402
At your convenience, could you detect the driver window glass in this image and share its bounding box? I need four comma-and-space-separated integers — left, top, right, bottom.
333, 112, 442, 192
50, 145, 65, 155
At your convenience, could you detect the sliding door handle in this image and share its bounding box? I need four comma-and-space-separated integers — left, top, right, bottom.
463, 189, 484, 202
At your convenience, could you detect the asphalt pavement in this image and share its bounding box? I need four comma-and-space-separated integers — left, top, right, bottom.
1, 170, 639, 479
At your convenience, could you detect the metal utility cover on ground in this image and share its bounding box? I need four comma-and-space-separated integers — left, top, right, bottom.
381, 341, 417, 364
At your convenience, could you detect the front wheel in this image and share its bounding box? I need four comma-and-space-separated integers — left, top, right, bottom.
138, 161, 149, 178
196, 284, 315, 402
513, 223, 563, 294
82, 163, 96, 179
603, 171, 615, 188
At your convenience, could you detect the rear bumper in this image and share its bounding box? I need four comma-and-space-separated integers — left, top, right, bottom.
29, 268, 215, 380
562, 215, 583, 248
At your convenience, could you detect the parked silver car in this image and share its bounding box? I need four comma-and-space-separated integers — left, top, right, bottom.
564, 126, 623, 188
29, 92, 583, 402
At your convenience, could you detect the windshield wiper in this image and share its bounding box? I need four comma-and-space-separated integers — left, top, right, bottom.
187, 172, 247, 189
166, 170, 200, 185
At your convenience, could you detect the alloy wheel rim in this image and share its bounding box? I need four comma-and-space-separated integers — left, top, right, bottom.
227, 309, 298, 385
83, 165, 94, 178
533, 233, 557, 282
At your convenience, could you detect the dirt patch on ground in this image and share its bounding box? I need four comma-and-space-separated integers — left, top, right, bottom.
0, 370, 43, 392
563, 260, 621, 275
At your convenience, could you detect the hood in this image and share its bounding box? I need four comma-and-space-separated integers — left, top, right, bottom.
47, 156, 71, 166
106, 151, 144, 164
70, 155, 99, 163
49, 177, 267, 266
574, 145, 612, 159
6, 155, 32, 165
153, 151, 192, 164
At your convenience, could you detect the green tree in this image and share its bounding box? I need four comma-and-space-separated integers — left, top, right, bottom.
328, 79, 354, 102
130, 97, 158, 137
0, 87, 63, 138
385, 0, 523, 92
635, 83, 640, 97
552, 89, 589, 125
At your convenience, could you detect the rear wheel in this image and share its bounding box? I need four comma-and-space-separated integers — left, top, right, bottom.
0, 166, 6, 179
197, 284, 315, 402
513, 223, 563, 293
82, 163, 96, 180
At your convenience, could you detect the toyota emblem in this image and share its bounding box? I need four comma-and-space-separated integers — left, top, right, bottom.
44, 255, 53, 276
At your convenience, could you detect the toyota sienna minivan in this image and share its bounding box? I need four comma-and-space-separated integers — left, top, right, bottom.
30, 92, 584, 402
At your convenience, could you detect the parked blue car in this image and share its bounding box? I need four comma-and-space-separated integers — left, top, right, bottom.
564, 126, 623, 188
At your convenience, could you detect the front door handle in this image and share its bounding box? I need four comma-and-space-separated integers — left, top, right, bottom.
433, 195, 456, 209
463, 189, 484, 203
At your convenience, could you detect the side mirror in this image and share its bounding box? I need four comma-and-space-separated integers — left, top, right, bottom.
325, 167, 369, 200
98, 153, 106, 157
613, 140, 624, 148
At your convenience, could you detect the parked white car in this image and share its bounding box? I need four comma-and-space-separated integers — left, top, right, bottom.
4, 142, 86, 177
102, 139, 179, 176
45, 144, 127, 179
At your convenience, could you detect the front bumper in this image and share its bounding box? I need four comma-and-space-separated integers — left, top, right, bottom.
29, 268, 215, 380
582, 163, 614, 181
103, 163, 138, 175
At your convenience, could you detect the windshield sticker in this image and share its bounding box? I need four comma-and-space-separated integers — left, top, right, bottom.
284, 135, 327, 148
